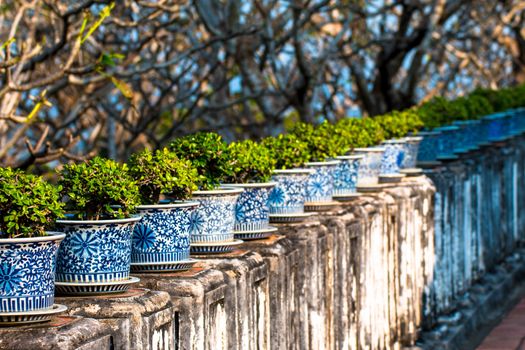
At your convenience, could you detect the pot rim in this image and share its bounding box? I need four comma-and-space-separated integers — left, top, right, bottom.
382, 139, 407, 144
353, 147, 386, 153
402, 136, 423, 142
56, 215, 142, 225
335, 155, 364, 160
136, 201, 200, 210
273, 168, 315, 175
416, 131, 441, 136
193, 186, 244, 196
222, 181, 278, 188
433, 125, 459, 131
305, 160, 341, 167
0, 231, 66, 243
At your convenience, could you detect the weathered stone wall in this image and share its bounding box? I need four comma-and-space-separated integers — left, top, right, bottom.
3, 135, 525, 350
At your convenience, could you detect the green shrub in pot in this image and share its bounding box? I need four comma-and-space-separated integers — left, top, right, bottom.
169, 132, 234, 190
169, 132, 242, 248
261, 134, 310, 170
127, 148, 199, 272
129, 148, 198, 204
0, 167, 66, 318
224, 140, 275, 184
224, 140, 277, 233
335, 118, 375, 150
54, 157, 142, 294
0, 168, 64, 239
288, 121, 343, 162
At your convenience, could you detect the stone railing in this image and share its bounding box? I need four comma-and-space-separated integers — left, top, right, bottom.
2, 135, 525, 350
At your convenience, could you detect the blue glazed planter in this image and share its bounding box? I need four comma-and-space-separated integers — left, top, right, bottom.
132, 202, 199, 265
416, 131, 442, 163
304, 161, 340, 203
380, 139, 407, 174
353, 147, 385, 184
434, 125, 460, 160
333, 155, 363, 196
189, 187, 243, 243
55, 217, 141, 283
483, 113, 507, 142
269, 169, 312, 214
452, 120, 482, 151
225, 182, 276, 232
0, 233, 65, 312
401, 136, 422, 168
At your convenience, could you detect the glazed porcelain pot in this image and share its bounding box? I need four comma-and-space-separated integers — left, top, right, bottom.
352, 147, 386, 184
452, 119, 482, 151
416, 131, 442, 163
483, 112, 508, 142
304, 160, 340, 203
132, 202, 199, 266
401, 136, 422, 168
225, 182, 277, 232
434, 125, 460, 160
268, 169, 313, 214
55, 217, 141, 283
0, 233, 65, 312
380, 139, 407, 174
189, 187, 243, 243
333, 155, 363, 196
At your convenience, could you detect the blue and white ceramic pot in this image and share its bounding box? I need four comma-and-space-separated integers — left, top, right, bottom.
352, 147, 385, 184
434, 125, 460, 160
268, 169, 313, 214
304, 160, 340, 203
0, 233, 65, 312
333, 155, 363, 196
189, 187, 243, 243
416, 131, 442, 163
483, 112, 507, 142
132, 202, 199, 265
401, 136, 422, 169
452, 120, 481, 152
380, 139, 407, 174
55, 217, 141, 283
224, 182, 277, 232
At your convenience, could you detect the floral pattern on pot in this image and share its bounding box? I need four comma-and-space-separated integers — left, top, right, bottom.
269, 170, 311, 214
333, 156, 362, 196
353, 148, 385, 184
225, 183, 276, 232
0, 233, 65, 312
55, 217, 140, 283
190, 188, 242, 243
416, 131, 442, 162
401, 137, 422, 169
132, 203, 198, 264
305, 161, 340, 203
380, 140, 406, 175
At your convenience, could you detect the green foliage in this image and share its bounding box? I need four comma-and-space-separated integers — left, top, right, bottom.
169, 132, 234, 190
224, 140, 276, 183
417, 96, 469, 128
128, 148, 198, 204
335, 118, 374, 150
58, 157, 140, 220
288, 121, 345, 162
360, 118, 386, 145
261, 134, 310, 169
0, 167, 64, 238
461, 94, 494, 118
373, 110, 420, 139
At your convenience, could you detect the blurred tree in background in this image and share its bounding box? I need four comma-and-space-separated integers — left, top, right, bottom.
0, 0, 523, 169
